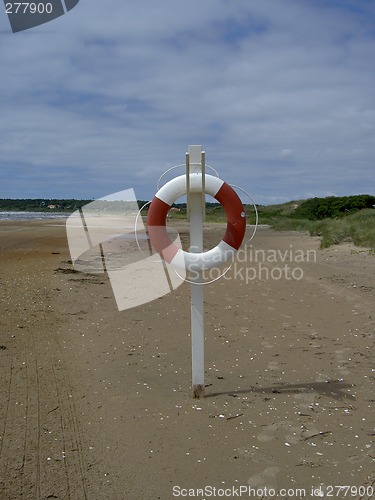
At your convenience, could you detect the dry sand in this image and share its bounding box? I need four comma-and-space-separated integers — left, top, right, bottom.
0, 220, 374, 499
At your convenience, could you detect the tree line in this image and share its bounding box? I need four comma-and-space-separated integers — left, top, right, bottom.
0, 199, 220, 212
0, 199, 93, 211
293, 195, 375, 220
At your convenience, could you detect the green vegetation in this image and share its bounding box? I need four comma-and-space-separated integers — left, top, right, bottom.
168, 195, 375, 249
271, 207, 375, 250
0, 198, 151, 213
0, 198, 92, 212
255, 201, 302, 224
167, 203, 260, 224
2, 195, 374, 250
292, 194, 375, 220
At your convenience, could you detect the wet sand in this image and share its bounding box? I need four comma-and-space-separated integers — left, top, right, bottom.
0, 220, 374, 499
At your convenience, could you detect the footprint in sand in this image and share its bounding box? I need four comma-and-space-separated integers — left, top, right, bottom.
347, 454, 367, 464
293, 391, 319, 410
261, 341, 274, 349
248, 467, 280, 490
257, 421, 301, 444
267, 360, 280, 371
335, 348, 351, 376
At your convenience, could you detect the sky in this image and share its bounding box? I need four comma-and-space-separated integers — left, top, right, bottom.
0, 0, 374, 204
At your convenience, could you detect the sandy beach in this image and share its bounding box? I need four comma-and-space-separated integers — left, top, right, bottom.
0, 219, 374, 500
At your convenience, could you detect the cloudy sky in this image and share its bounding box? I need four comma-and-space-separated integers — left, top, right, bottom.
0, 0, 374, 204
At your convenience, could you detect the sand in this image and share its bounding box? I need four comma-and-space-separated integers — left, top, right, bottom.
0, 220, 374, 500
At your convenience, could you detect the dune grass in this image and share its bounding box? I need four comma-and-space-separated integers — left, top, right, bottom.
167, 202, 375, 250
271, 209, 375, 249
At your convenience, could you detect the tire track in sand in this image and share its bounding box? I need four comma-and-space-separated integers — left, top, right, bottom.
0, 252, 90, 499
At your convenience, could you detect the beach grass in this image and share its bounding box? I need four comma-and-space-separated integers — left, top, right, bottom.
167, 202, 375, 250
271, 209, 375, 249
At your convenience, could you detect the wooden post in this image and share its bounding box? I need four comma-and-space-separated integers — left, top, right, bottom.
187, 145, 205, 398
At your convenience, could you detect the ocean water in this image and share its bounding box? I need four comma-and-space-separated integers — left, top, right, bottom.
0, 211, 70, 221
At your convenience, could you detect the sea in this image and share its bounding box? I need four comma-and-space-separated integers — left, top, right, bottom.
0, 211, 70, 221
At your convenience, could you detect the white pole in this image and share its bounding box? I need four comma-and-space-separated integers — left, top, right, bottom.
187, 145, 205, 398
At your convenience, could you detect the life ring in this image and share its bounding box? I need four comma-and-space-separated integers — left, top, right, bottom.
147, 174, 246, 271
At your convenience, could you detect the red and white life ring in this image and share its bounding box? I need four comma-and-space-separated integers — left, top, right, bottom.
147, 174, 246, 271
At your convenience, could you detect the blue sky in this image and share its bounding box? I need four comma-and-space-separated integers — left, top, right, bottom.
0, 0, 374, 204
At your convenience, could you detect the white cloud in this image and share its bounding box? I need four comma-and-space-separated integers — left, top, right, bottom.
279, 149, 294, 159
0, 0, 374, 203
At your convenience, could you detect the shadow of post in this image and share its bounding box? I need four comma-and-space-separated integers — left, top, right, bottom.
206, 380, 355, 401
